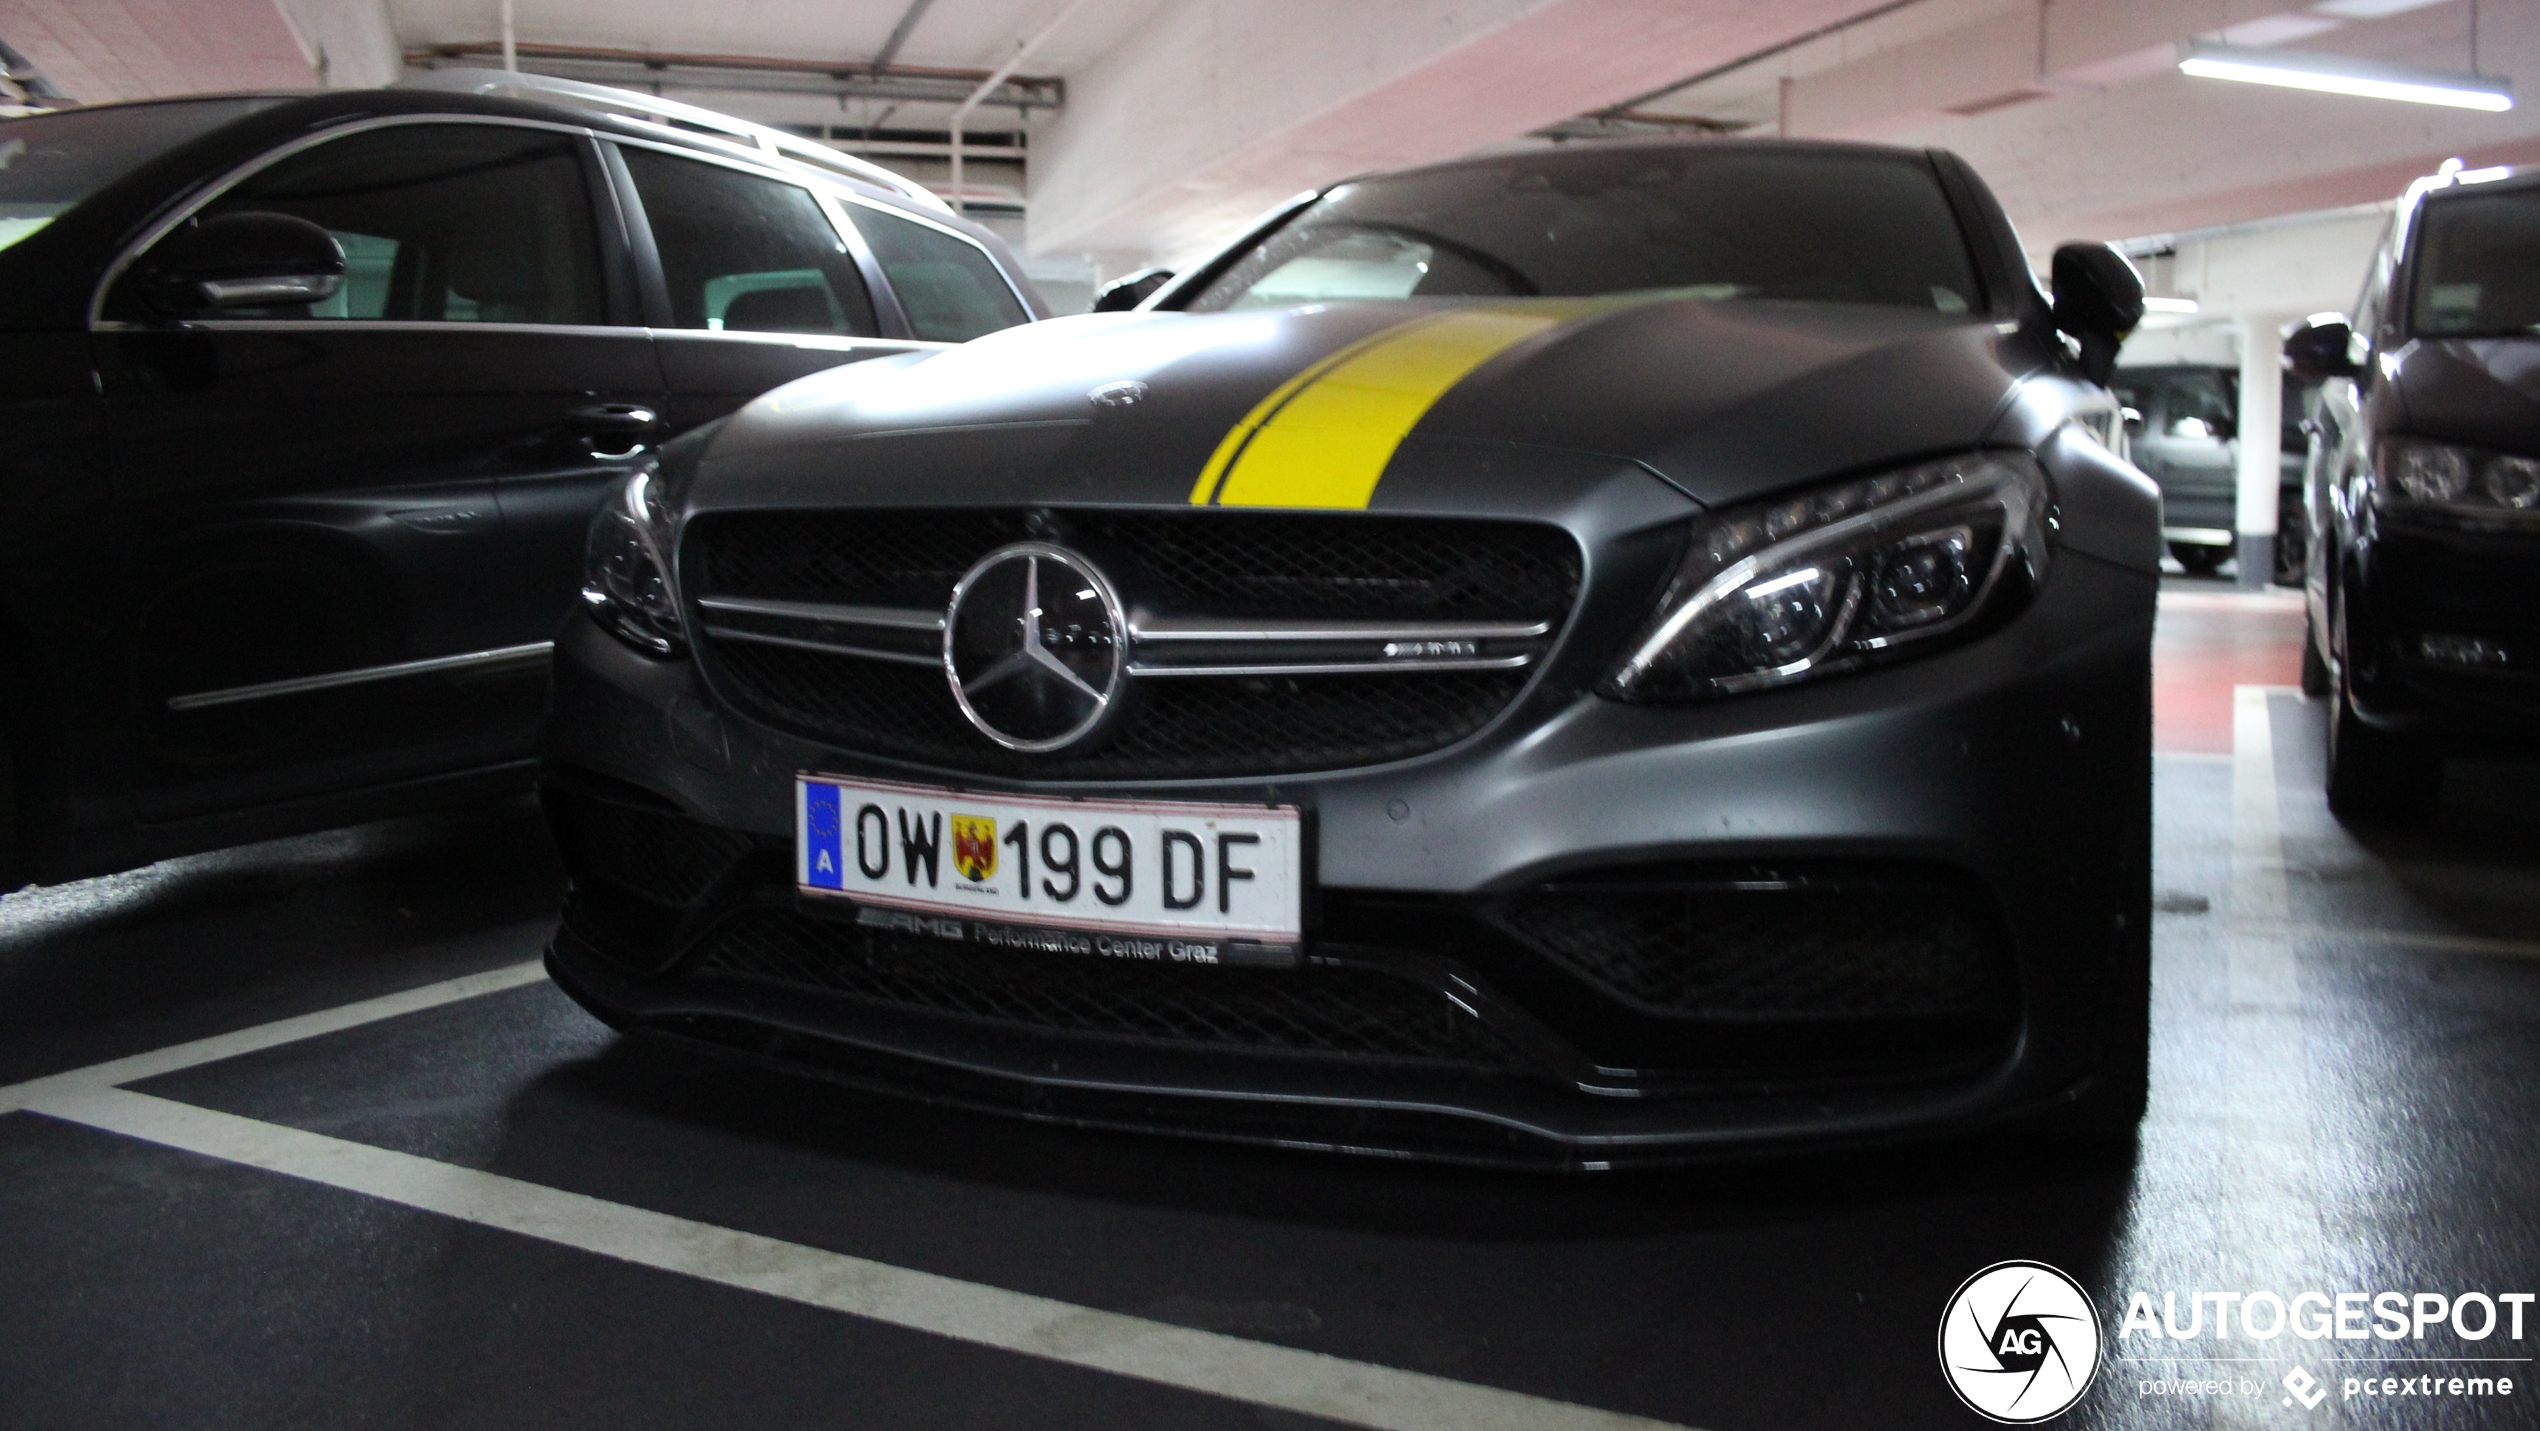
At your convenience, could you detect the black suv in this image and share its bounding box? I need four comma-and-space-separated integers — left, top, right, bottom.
2110, 364, 2310, 579
0, 73, 1042, 889
2287, 162, 2540, 820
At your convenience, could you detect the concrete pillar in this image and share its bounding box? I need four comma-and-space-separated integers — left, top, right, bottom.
2234, 316, 2285, 589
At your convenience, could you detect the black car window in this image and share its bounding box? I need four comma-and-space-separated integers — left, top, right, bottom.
181, 123, 604, 324
2353, 221, 2394, 340
2163, 372, 2234, 440
619, 147, 879, 337
848, 205, 1028, 342
1185, 148, 1982, 314
2410, 187, 2540, 338
0, 98, 280, 253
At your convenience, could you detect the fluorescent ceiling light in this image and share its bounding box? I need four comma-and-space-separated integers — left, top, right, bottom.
2310, 0, 2450, 18
2178, 41, 2513, 112
2143, 297, 2200, 313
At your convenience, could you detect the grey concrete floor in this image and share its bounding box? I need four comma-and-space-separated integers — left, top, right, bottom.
2, 678, 2536, 1429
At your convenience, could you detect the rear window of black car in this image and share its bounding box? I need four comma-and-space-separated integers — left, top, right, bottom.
1185, 147, 1983, 315
2411, 185, 2540, 338
0, 98, 279, 253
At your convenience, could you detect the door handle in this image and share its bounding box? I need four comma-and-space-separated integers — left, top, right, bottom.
567, 403, 661, 459
568, 403, 660, 432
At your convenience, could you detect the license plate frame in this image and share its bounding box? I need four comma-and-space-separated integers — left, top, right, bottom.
795, 773, 1307, 968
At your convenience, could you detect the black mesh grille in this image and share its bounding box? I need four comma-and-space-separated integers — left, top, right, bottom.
1088, 513, 1576, 620
695, 510, 1028, 608
688, 905, 1521, 1068
544, 785, 761, 909
690, 509, 1580, 620
1499, 880, 2010, 1022
710, 642, 1529, 779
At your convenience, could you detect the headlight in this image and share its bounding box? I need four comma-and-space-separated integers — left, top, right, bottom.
2375, 437, 2540, 521
580, 469, 686, 656
1602, 452, 2050, 702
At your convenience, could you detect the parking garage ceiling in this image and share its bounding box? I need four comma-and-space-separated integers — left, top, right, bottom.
1, 0, 2534, 266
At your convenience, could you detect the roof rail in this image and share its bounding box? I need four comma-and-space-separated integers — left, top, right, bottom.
402, 67, 954, 215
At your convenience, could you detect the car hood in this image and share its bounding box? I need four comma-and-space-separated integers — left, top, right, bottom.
2392, 337, 2540, 455
700, 297, 2037, 512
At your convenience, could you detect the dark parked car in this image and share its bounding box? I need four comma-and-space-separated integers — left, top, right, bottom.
539, 138, 2159, 1166
2287, 161, 2540, 822
2110, 363, 2310, 579
0, 73, 1042, 889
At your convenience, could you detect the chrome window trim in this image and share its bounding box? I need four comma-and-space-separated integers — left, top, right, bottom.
95, 318, 640, 337
166, 641, 552, 711
649, 328, 943, 354
604, 130, 924, 340
830, 191, 1038, 326
86, 316, 946, 352
87, 113, 610, 331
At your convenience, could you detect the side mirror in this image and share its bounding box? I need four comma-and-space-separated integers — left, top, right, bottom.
2283, 315, 2361, 380
1091, 266, 1174, 313
138, 212, 344, 315
2120, 406, 2144, 430
2051, 242, 2146, 386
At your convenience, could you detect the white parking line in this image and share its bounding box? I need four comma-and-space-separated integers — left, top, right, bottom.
20, 1083, 1694, 1431
2, 957, 1699, 1428
0, 958, 551, 1113
2214, 686, 2327, 1431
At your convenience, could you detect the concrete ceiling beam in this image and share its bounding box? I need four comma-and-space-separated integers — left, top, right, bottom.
1025, 0, 1868, 262
1781, 0, 2347, 138
0, 0, 330, 102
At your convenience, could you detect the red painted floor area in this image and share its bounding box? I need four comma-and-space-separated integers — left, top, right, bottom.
2152, 582, 2309, 753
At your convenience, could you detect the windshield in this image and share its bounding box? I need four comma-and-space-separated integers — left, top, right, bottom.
0, 98, 278, 253
1185, 147, 1983, 315
2410, 185, 2540, 338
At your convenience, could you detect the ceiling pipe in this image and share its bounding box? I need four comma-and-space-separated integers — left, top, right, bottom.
499, 0, 517, 71
950, 0, 1090, 214
872, 0, 940, 75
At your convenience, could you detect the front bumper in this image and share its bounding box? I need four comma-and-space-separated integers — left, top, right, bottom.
2346, 518, 2540, 750
540, 549, 2154, 1167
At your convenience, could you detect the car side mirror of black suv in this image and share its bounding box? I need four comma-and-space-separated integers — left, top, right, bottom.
1091, 267, 1174, 313
2283, 315, 2362, 380
2051, 242, 2147, 387
138, 212, 346, 316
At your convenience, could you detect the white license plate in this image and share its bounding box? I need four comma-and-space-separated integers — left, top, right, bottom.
795, 774, 1305, 965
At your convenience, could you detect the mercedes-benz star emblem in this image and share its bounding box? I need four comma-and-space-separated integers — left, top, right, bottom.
944, 542, 1125, 752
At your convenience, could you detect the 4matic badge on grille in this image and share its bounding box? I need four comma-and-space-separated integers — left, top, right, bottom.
797, 774, 1305, 967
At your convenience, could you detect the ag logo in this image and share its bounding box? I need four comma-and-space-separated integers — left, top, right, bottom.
951, 815, 998, 883
1939, 1261, 2100, 1423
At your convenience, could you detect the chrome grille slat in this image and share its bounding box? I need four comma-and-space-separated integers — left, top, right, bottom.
697, 598, 1554, 678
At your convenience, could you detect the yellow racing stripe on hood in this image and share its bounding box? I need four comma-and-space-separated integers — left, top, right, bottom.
1191, 307, 1569, 509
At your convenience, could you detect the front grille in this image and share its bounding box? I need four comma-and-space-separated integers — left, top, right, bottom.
693, 509, 1579, 620
542, 778, 769, 973
545, 784, 761, 909
686, 904, 1522, 1069
688, 508, 1579, 779
711, 641, 1530, 779
1498, 875, 2011, 1022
